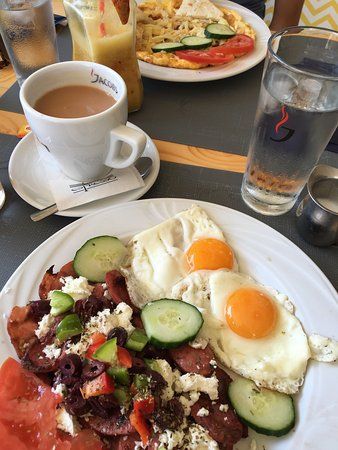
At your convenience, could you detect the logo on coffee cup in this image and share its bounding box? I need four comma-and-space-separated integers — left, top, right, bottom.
90, 69, 118, 94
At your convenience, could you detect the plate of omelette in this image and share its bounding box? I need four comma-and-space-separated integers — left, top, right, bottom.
136, 0, 271, 82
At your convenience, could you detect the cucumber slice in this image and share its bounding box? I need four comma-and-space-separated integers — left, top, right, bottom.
73, 236, 127, 282
125, 329, 148, 352
228, 377, 295, 437
205, 23, 236, 39
141, 299, 203, 349
93, 338, 117, 365
152, 42, 185, 53
50, 291, 74, 316
180, 36, 213, 49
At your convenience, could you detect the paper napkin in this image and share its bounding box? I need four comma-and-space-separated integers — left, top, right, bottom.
48, 167, 145, 211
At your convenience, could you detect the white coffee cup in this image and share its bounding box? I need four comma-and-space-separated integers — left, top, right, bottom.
20, 61, 146, 182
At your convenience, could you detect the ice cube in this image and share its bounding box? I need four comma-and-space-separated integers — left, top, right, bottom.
266, 65, 298, 104
316, 79, 338, 111
291, 78, 322, 111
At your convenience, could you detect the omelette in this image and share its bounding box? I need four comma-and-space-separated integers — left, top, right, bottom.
136, 0, 256, 69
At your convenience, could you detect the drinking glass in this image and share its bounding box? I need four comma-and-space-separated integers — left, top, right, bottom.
63, 0, 143, 112
0, 0, 59, 86
241, 27, 338, 216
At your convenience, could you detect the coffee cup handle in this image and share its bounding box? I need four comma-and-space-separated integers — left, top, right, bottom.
105, 125, 146, 169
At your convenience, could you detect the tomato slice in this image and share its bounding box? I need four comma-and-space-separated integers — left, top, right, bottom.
82, 372, 115, 399
130, 410, 151, 446
209, 35, 254, 56
175, 50, 234, 65
134, 396, 155, 415
86, 333, 106, 360
117, 346, 132, 368
0, 357, 60, 450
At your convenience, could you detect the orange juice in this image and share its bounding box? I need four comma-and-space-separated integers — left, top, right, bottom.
64, 0, 143, 112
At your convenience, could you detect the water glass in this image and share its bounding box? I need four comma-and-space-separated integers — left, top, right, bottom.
0, 0, 59, 86
241, 26, 338, 216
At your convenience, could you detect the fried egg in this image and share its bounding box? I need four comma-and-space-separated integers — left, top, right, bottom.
171, 269, 311, 394
122, 206, 237, 308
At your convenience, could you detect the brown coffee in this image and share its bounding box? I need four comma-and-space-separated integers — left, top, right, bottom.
34, 85, 116, 118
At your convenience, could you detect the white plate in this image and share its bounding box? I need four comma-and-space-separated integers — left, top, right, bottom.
8, 122, 160, 218
0, 198, 337, 449
137, 0, 271, 82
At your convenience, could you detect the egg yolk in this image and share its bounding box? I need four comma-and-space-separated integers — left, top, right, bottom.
185, 238, 234, 272
225, 287, 277, 339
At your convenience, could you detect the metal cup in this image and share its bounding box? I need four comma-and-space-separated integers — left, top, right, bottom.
296, 165, 338, 247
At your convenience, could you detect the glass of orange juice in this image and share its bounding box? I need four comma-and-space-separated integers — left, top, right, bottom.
64, 0, 143, 112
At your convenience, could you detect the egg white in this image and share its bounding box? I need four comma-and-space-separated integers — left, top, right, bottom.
171, 269, 311, 394
122, 205, 237, 308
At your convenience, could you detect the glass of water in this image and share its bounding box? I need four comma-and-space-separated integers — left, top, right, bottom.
0, 0, 59, 86
241, 26, 338, 216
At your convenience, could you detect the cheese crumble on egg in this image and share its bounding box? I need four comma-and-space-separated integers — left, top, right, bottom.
308, 334, 338, 362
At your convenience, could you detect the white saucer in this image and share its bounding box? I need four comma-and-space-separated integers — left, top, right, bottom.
8, 122, 160, 218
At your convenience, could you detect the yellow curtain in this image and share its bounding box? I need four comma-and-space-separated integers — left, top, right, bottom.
264, 0, 338, 30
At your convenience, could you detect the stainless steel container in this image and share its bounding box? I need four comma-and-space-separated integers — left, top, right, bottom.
296, 165, 338, 247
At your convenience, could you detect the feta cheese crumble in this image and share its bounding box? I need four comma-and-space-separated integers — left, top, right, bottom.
52, 383, 66, 397
154, 359, 179, 401
182, 424, 219, 449
43, 343, 61, 360
196, 407, 209, 417
35, 314, 55, 339
309, 334, 338, 362
159, 428, 185, 450
179, 392, 200, 416
60, 276, 94, 301
56, 407, 80, 437
174, 373, 219, 400
219, 403, 228, 412
66, 303, 134, 355
189, 337, 208, 350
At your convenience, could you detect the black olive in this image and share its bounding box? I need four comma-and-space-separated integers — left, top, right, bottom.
82, 359, 106, 380
64, 383, 90, 416
58, 354, 82, 383
107, 327, 128, 346
75, 296, 113, 324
